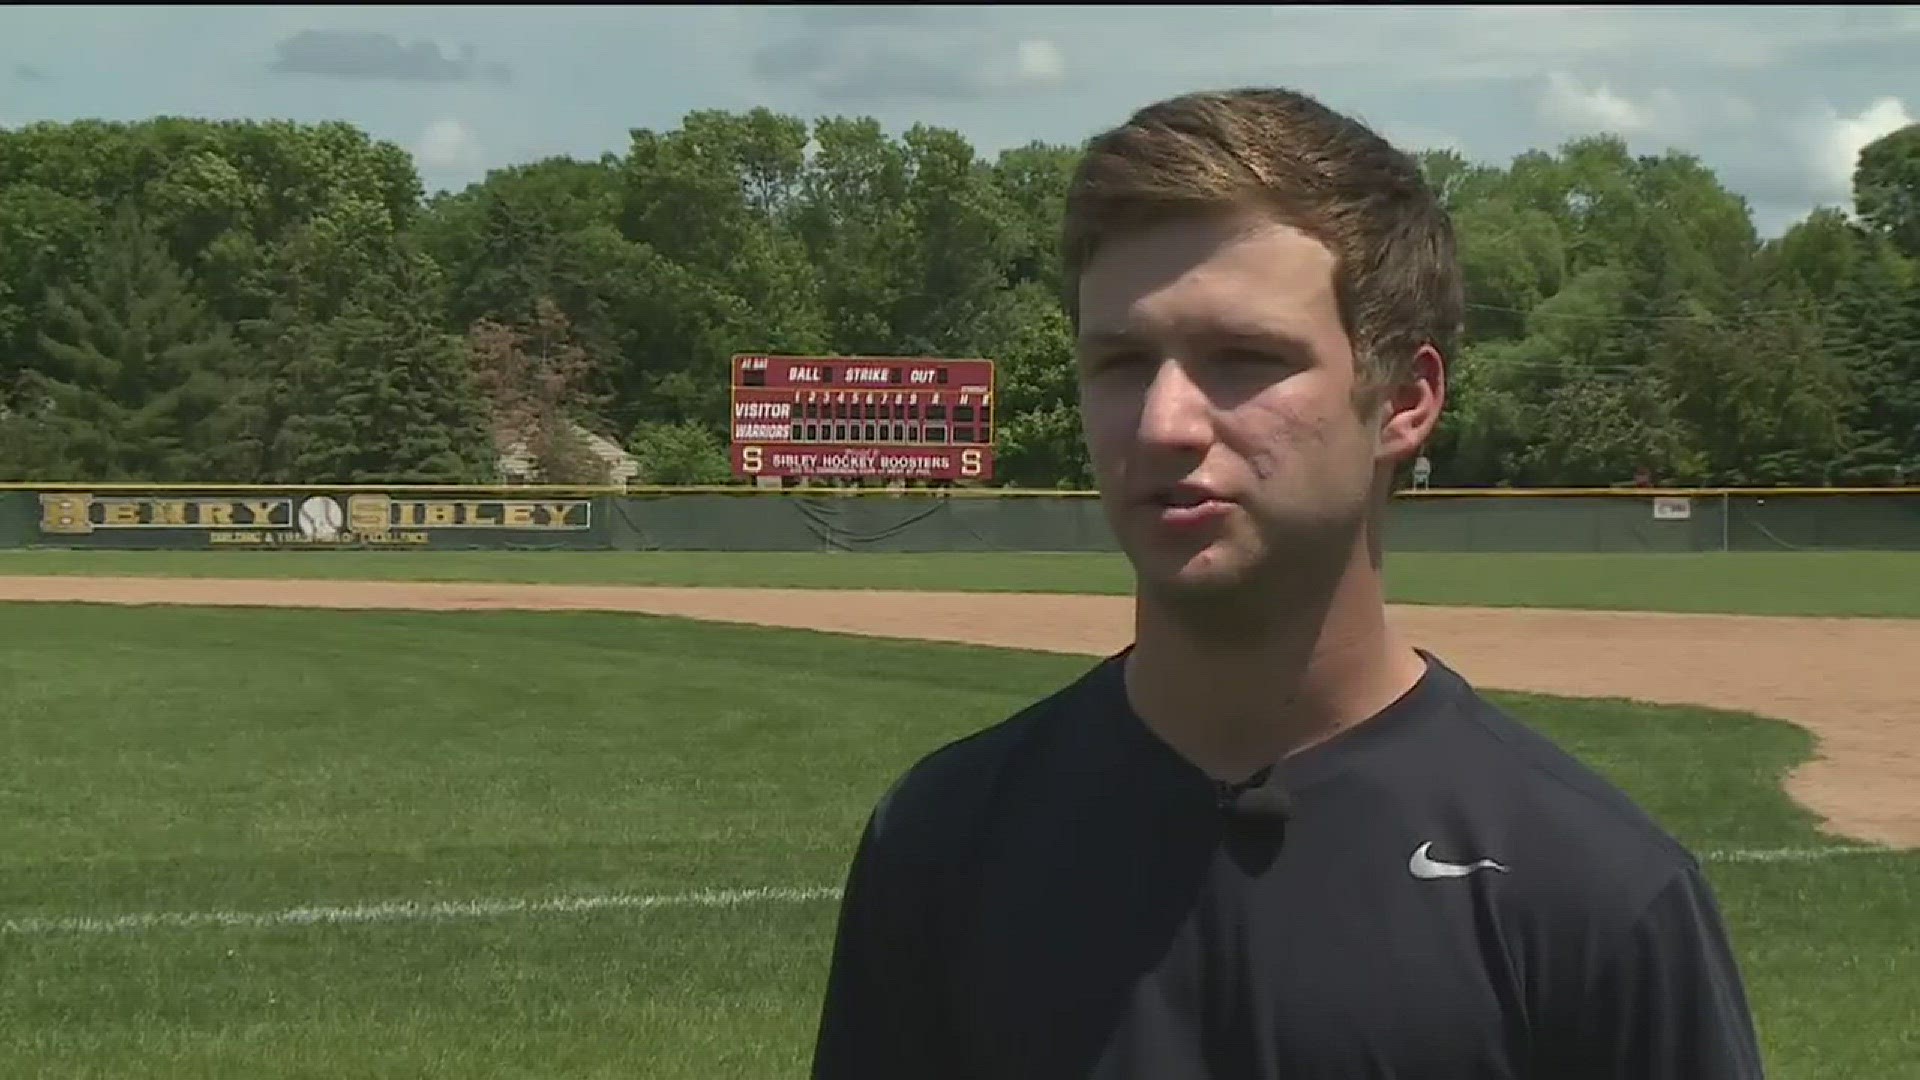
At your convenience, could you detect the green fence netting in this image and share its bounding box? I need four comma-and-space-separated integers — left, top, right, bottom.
3, 487, 1916, 553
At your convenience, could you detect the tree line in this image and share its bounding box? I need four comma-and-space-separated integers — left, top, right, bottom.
1, 109, 1916, 488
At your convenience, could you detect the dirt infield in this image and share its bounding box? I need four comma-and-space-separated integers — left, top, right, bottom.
2, 574, 1915, 849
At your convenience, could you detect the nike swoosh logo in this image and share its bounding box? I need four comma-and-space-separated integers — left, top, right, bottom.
1409, 841, 1509, 880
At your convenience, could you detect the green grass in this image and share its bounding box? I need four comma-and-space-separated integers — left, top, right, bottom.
4, 548, 1919, 617
1384, 551, 1920, 618
0, 604, 1913, 1078
0, 548, 1139, 594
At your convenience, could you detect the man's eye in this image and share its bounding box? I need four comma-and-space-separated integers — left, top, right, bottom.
1087, 350, 1149, 371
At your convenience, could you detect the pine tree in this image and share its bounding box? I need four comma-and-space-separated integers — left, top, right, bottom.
270, 267, 497, 484
1827, 243, 1918, 483
272, 305, 496, 484
29, 207, 246, 480
1889, 280, 1920, 479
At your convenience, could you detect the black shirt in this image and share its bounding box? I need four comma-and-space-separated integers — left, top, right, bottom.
811, 650, 1766, 1079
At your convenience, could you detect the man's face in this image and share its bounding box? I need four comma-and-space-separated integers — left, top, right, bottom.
1074, 208, 1434, 601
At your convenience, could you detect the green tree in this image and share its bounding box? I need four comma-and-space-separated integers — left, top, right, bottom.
0, 405, 82, 481
27, 208, 246, 480
975, 282, 1087, 488
1758, 208, 1863, 304
1654, 304, 1850, 485
1826, 240, 1920, 482
1415, 149, 1505, 213
416, 156, 629, 353
991, 142, 1079, 300
1517, 369, 1704, 486
0, 117, 424, 342
792, 116, 914, 353
1451, 197, 1568, 342
0, 182, 98, 392
891, 125, 1020, 355
1427, 343, 1530, 486
618, 109, 828, 432
9, 105, 1913, 492
628, 419, 732, 485
268, 261, 495, 484
1854, 123, 1920, 260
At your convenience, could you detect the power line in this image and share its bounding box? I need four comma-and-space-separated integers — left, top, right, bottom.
1456, 357, 1657, 376
1453, 351, 1829, 379
1465, 300, 1834, 325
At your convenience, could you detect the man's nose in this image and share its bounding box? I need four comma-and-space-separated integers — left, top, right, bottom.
1137, 358, 1211, 451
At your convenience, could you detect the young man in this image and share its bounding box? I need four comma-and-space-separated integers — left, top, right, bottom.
810, 87, 1766, 1079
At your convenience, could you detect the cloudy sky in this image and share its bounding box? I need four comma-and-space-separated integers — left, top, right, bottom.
3, 4, 1916, 237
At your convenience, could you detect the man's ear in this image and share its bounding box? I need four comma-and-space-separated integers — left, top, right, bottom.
1377, 344, 1445, 465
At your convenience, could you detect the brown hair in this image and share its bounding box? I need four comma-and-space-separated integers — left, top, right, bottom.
1061, 87, 1464, 406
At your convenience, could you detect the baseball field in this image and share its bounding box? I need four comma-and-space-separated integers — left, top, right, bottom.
2, 549, 1916, 1078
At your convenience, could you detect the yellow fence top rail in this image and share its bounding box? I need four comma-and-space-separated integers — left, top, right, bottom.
0, 483, 1916, 498
0, 482, 630, 496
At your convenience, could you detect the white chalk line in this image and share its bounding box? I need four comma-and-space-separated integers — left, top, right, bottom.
2, 846, 1902, 937
2, 886, 842, 937
1700, 844, 1890, 864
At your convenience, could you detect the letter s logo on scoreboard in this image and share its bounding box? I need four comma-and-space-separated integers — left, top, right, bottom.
961, 449, 984, 477
742, 446, 765, 474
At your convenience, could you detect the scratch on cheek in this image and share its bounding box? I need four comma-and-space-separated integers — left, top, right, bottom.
1243, 403, 1328, 480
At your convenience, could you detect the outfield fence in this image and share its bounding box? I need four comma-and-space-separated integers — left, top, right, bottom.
2, 484, 1916, 554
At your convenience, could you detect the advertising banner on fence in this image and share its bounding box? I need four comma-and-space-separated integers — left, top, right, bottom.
729, 443, 992, 481
1651, 496, 1693, 520
30, 490, 605, 549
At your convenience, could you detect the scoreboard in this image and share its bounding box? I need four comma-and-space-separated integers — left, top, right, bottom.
728, 355, 995, 481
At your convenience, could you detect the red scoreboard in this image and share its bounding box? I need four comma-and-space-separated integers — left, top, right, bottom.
729, 355, 996, 481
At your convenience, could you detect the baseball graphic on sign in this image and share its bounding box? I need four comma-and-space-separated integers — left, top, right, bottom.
297, 496, 345, 541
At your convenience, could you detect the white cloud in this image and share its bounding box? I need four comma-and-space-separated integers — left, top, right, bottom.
951, 37, 1069, 94
1491, 5, 1610, 15
754, 30, 1071, 101
1014, 39, 1066, 85
1453, 6, 1900, 73
1539, 72, 1652, 135
1814, 96, 1914, 198
1242, 7, 1917, 86
1534, 73, 1756, 144
415, 118, 483, 171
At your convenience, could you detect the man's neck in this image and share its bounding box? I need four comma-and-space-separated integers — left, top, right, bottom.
1122, 540, 1427, 783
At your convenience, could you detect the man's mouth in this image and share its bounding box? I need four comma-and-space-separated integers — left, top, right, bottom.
1152, 484, 1225, 509
1145, 485, 1233, 530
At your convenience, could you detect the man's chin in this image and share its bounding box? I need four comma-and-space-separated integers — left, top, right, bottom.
1130, 542, 1258, 598
1124, 527, 1349, 612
